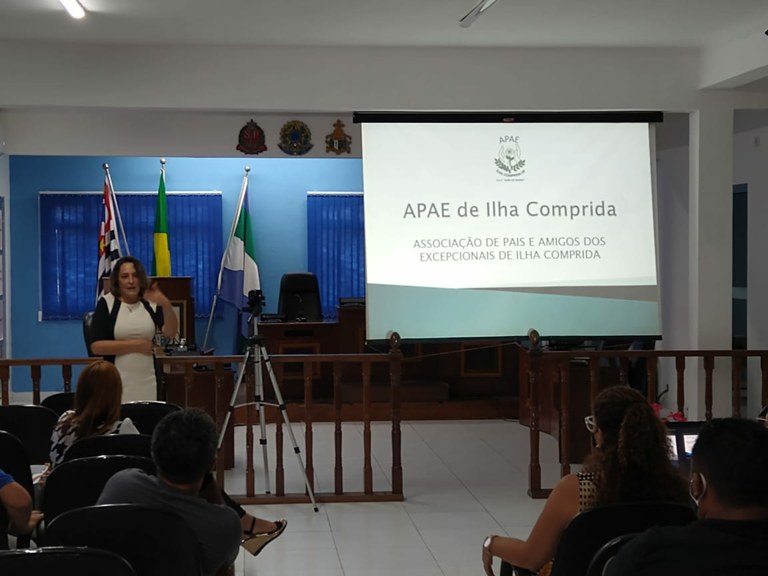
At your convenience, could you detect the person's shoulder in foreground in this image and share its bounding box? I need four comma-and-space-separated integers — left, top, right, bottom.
605, 417, 768, 576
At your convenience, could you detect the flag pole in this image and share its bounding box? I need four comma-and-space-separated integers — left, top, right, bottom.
202, 166, 250, 351
103, 163, 131, 256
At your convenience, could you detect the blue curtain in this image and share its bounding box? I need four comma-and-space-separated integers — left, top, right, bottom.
307, 194, 365, 319
40, 193, 222, 319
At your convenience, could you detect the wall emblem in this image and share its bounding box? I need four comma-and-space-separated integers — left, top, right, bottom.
278, 120, 314, 156
325, 119, 352, 155
236, 119, 268, 155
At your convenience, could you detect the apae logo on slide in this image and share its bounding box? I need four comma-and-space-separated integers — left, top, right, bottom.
495, 135, 526, 178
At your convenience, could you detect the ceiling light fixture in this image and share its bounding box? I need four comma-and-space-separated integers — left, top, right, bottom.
459, 0, 500, 28
59, 0, 86, 19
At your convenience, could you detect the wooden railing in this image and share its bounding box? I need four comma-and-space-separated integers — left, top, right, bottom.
521, 342, 768, 498
0, 334, 405, 505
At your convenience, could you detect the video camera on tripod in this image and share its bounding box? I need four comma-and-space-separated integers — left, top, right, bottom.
245, 289, 265, 316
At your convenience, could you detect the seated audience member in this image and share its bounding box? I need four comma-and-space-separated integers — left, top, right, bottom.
47, 361, 283, 547
98, 408, 284, 576
482, 386, 687, 576
0, 468, 42, 535
604, 417, 768, 576
39, 360, 139, 483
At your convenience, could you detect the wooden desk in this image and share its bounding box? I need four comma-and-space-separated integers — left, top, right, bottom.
164, 368, 235, 469
257, 312, 518, 411
257, 321, 340, 400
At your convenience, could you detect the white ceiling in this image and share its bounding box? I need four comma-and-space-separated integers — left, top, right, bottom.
1, 0, 767, 49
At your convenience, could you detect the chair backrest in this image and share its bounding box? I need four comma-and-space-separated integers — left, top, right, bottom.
277, 272, 322, 321
0, 431, 34, 550
0, 404, 60, 464
64, 433, 153, 462
42, 455, 157, 526
0, 546, 137, 576
119, 401, 181, 436
584, 533, 640, 576
41, 391, 76, 416
548, 501, 695, 576
46, 504, 204, 576
83, 311, 97, 357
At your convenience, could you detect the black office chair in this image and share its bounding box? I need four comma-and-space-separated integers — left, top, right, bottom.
0, 404, 60, 464
83, 311, 97, 357
584, 532, 640, 576
277, 272, 323, 321
41, 391, 75, 416
42, 455, 157, 527
63, 433, 153, 462
0, 431, 35, 549
0, 546, 137, 576
46, 504, 205, 576
119, 401, 181, 436
501, 501, 696, 576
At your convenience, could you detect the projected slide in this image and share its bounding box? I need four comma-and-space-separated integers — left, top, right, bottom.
361, 119, 661, 341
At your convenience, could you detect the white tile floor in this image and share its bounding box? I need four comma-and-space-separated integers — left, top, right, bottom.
227, 420, 565, 576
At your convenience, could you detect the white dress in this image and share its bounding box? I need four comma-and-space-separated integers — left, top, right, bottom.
113, 299, 159, 402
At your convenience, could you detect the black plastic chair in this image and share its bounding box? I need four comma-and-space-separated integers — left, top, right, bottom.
42, 455, 156, 527
46, 503, 205, 576
41, 391, 75, 416
64, 433, 153, 462
501, 501, 696, 576
0, 404, 59, 464
83, 310, 97, 357
0, 546, 137, 576
120, 401, 181, 436
584, 533, 640, 576
0, 431, 35, 549
277, 272, 323, 321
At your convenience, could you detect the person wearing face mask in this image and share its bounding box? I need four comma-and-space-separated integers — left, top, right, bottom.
604, 417, 768, 576
90, 256, 178, 402
481, 386, 688, 576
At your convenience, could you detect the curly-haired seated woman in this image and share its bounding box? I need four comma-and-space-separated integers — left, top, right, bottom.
481, 385, 689, 576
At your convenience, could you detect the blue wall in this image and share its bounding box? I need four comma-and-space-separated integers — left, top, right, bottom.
9, 156, 363, 390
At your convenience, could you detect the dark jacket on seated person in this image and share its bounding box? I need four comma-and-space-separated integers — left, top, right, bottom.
606, 417, 768, 576
604, 518, 768, 576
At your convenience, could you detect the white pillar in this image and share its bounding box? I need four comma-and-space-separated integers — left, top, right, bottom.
686, 98, 734, 419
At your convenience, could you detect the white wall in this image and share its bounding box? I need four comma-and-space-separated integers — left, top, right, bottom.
0, 42, 703, 113
0, 109, 361, 157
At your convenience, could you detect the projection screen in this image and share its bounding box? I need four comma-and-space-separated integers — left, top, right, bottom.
358, 112, 662, 342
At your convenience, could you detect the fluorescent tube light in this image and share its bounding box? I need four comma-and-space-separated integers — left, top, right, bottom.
459, 0, 500, 28
59, 0, 86, 19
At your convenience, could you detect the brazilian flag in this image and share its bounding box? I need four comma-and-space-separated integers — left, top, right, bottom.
152, 164, 171, 276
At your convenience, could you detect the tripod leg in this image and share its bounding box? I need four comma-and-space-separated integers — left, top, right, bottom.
253, 344, 272, 494
260, 344, 319, 512
217, 347, 250, 454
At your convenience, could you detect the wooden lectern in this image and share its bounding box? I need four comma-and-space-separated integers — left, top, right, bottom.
151, 276, 195, 345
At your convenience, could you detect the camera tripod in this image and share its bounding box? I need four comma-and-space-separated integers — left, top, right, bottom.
217, 291, 318, 512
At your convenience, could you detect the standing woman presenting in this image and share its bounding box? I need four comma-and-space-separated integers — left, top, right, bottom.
91, 256, 178, 402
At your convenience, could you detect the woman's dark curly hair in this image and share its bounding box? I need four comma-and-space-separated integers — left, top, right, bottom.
584, 386, 688, 506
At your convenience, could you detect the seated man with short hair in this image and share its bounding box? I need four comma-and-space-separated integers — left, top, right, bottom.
98, 408, 241, 576
605, 417, 768, 576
